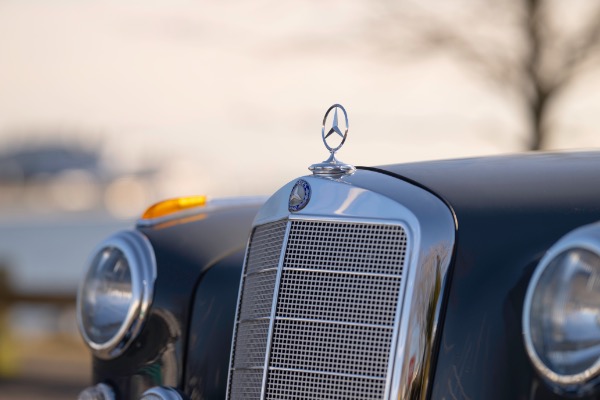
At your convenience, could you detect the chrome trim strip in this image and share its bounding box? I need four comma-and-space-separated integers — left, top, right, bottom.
380, 219, 414, 400
523, 221, 600, 395
139, 386, 183, 400
274, 317, 394, 330
245, 267, 279, 277
386, 221, 417, 400
76, 230, 157, 360
260, 221, 292, 400
268, 367, 387, 381
239, 317, 272, 324
232, 367, 266, 371
282, 267, 402, 279
287, 214, 414, 225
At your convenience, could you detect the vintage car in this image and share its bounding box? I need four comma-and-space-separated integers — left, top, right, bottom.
77, 105, 600, 400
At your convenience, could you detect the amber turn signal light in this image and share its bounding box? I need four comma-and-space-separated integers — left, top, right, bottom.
141, 196, 207, 220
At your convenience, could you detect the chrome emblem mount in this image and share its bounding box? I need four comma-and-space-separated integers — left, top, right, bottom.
309, 104, 356, 176
288, 179, 311, 212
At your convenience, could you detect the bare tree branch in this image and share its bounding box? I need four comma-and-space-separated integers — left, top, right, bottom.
551, 5, 600, 91
368, 0, 600, 150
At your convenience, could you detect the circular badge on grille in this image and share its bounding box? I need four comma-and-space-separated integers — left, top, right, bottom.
288, 179, 311, 212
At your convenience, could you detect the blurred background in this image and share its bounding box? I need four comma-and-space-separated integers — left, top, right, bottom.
1, 0, 600, 398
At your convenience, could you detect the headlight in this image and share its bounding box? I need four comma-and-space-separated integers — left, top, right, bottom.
77, 230, 156, 359
524, 223, 600, 395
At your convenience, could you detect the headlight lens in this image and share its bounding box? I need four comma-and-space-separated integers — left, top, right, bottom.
81, 247, 133, 344
524, 223, 600, 394
77, 230, 156, 359
529, 249, 600, 374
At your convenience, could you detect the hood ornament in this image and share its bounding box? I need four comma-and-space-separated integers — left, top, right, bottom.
309, 104, 356, 175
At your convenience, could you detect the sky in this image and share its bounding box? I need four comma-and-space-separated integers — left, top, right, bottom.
1, 0, 599, 199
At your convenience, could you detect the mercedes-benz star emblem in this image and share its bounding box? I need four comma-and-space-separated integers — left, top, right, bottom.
289, 179, 311, 212
309, 104, 355, 175
322, 104, 349, 153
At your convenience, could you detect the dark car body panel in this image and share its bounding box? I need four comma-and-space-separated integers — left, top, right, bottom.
183, 249, 245, 399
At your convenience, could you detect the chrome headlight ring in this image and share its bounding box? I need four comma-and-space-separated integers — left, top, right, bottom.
523, 222, 600, 395
139, 386, 184, 400
77, 230, 156, 359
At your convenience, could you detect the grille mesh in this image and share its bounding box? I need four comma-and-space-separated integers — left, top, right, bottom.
270, 319, 393, 376
230, 369, 263, 400
276, 270, 401, 325
228, 219, 407, 400
239, 270, 277, 320
233, 319, 270, 369
283, 221, 406, 274
266, 370, 386, 400
229, 221, 288, 400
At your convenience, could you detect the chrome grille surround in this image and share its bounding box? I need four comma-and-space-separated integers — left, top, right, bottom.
226, 171, 455, 400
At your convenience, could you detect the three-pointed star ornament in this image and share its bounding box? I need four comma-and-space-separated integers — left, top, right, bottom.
309, 104, 355, 176
324, 107, 345, 140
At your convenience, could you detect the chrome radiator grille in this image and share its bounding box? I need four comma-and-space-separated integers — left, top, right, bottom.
228, 219, 407, 400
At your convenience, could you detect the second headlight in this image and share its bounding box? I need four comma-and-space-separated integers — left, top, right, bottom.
524, 223, 600, 395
